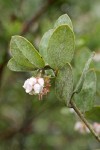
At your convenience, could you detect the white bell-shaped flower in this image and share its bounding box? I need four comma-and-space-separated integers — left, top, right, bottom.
29, 77, 37, 86
33, 83, 43, 94
23, 79, 33, 93
37, 78, 44, 86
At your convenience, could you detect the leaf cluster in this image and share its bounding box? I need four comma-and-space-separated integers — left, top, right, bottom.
7, 14, 100, 123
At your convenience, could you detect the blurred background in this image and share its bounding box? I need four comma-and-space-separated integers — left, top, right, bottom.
0, 0, 100, 149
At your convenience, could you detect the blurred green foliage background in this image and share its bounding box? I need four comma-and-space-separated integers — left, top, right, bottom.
0, 0, 100, 149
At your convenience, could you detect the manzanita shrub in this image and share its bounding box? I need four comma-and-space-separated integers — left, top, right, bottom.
7, 14, 100, 142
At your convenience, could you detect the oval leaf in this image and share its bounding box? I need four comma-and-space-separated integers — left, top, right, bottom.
47, 25, 75, 69
85, 106, 100, 122
73, 47, 91, 86
55, 63, 73, 106
39, 29, 54, 64
74, 47, 91, 74
10, 35, 45, 68
54, 14, 73, 30
93, 52, 100, 71
7, 58, 36, 72
74, 52, 95, 93
96, 71, 100, 95
74, 70, 96, 112
10, 39, 35, 68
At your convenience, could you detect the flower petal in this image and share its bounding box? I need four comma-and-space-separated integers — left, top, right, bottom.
29, 77, 37, 86
37, 78, 44, 86
33, 83, 43, 94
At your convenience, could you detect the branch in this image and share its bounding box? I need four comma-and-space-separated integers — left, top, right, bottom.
21, 0, 55, 35
70, 100, 100, 142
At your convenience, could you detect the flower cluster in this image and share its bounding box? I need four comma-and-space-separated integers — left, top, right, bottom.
23, 76, 51, 100
74, 121, 90, 134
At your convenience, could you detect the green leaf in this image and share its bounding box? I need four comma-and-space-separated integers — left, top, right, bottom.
74, 47, 91, 74
55, 63, 73, 106
54, 14, 73, 30
74, 70, 96, 112
73, 48, 91, 86
7, 58, 36, 72
39, 29, 54, 64
96, 71, 100, 96
10, 40, 35, 69
74, 52, 95, 93
45, 69, 55, 77
93, 52, 100, 71
47, 25, 75, 69
10, 35, 45, 68
85, 106, 100, 122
